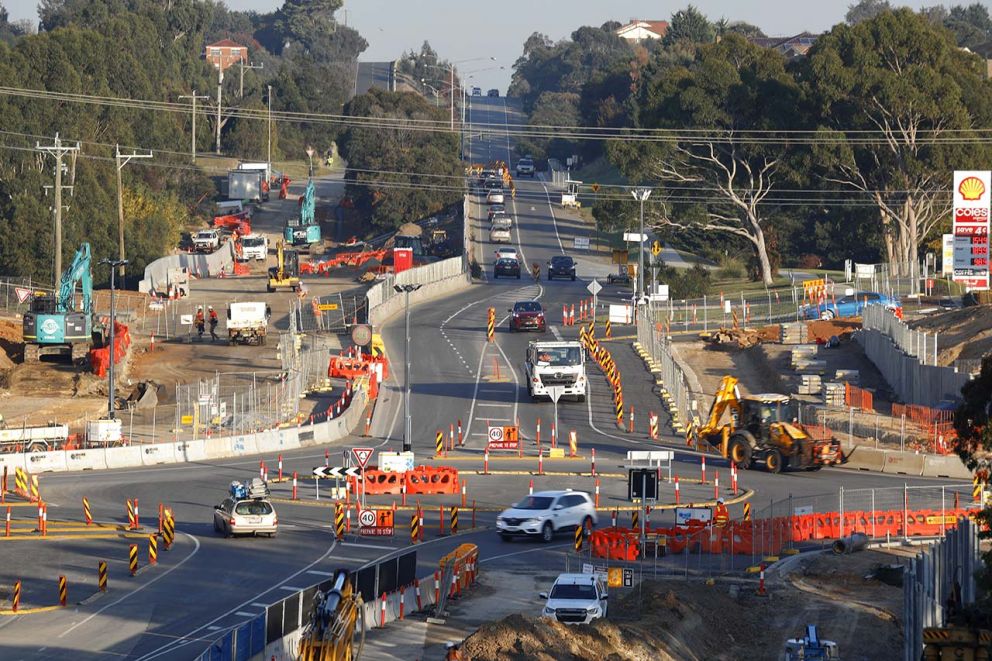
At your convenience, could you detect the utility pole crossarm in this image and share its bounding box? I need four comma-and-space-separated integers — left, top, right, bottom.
238, 60, 264, 98
115, 145, 153, 277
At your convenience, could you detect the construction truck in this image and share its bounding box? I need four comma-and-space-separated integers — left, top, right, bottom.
267, 241, 301, 292
298, 569, 364, 661
525, 340, 587, 402
23, 242, 94, 365
691, 376, 843, 473
227, 169, 266, 203
226, 302, 270, 345
284, 179, 321, 248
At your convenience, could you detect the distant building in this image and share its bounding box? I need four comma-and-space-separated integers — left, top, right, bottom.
963, 43, 992, 79
615, 19, 669, 43
748, 32, 819, 58
204, 39, 247, 72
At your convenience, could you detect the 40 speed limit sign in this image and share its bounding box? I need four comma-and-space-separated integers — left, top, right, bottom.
359, 509, 376, 527
488, 426, 504, 443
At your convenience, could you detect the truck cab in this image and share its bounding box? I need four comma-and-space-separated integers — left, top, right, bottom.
226, 302, 271, 345
240, 234, 268, 261
525, 341, 586, 402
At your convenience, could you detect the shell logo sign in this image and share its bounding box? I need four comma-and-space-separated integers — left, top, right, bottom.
959, 176, 986, 201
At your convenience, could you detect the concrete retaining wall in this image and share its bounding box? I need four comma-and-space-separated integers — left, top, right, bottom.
839, 445, 969, 479
856, 329, 970, 406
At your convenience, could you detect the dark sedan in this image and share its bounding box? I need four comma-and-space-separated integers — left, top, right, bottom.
547, 255, 576, 281
494, 257, 521, 279
509, 301, 546, 332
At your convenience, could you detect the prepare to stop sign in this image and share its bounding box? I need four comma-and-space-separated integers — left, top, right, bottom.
487, 425, 519, 450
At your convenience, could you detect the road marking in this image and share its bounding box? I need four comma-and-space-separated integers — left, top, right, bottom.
279, 586, 305, 592
133, 540, 340, 661
550, 326, 563, 340
483, 543, 570, 563
59, 532, 201, 639
477, 403, 511, 407
306, 570, 336, 577
207, 626, 223, 632
250, 602, 268, 608
234, 611, 256, 618
540, 183, 565, 254
340, 542, 395, 550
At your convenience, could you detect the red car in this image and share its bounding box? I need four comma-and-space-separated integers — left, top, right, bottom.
509, 301, 546, 332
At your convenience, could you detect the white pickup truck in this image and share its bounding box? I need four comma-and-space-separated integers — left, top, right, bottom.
226, 302, 271, 345
192, 229, 221, 253
525, 341, 586, 402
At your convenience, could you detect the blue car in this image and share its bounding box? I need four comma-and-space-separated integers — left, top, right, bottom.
801, 291, 900, 320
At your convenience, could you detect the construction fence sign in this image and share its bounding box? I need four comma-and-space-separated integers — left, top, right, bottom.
952, 170, 991, 290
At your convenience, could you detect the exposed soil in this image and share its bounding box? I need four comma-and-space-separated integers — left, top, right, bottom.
908, 304, 992, 366
807, 319, 861, 343
461, 550, 903, 661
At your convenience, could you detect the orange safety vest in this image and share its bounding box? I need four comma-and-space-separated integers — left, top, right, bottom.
713, 504, 730, 527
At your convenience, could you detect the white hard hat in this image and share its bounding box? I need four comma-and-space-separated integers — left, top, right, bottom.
717, 497, 725, 504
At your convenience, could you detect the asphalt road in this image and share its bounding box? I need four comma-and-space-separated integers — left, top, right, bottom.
0, 96, 968, 660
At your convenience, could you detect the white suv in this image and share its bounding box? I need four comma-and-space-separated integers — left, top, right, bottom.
496, 490, 597, 542
540, 573, 608, 624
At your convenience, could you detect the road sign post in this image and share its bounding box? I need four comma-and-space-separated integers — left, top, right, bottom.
547, 386, 565, 451
587, 280, 602, 322
352, 447, 373, 507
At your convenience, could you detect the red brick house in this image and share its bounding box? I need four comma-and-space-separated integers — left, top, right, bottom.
204, 39, 247, 72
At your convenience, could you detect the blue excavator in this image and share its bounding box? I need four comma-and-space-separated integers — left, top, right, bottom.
284, 179, 322, 249
22, 243, 94, 365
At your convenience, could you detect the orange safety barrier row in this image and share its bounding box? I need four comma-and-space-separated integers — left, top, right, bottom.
844, 383, 874, 412
89, 323, 131, 378
588, 507, 979, 559
350, 466, 460, 496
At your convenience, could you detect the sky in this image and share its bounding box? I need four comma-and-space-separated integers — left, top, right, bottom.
7, 0, 940, 91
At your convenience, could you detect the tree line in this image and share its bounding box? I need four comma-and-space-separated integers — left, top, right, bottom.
0, 0, 368, 287
509, 4, 992, 284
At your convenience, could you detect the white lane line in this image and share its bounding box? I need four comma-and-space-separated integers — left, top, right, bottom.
483, 543, 570, 563
340, 542, 395, 550
279, 586, 305, 591
207, 626, 223, 632
551, 326, 563, 340
540, 183, 565, 254
133, 540, 340, 661
234, 611, 256, 618
59, 533, 202, 639
478, 403, 512, 407
306, 570, 336, 577
250, 602, 268, 608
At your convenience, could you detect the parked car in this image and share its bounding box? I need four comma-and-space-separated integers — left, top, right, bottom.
540, 573, 608, 624
493, 257, 521, 279
547, 255, 577, 281
800, 291, 900, 320
472, 87, 482, 96
509, 300, 546, 332
516, 157, 535, 177
487, 188, 505, 204
213, 479, 277, 538
496, 490, 597, 542
488, 89, 500, 97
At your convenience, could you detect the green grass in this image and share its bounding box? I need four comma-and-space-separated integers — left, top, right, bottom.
573, 156, 629, 188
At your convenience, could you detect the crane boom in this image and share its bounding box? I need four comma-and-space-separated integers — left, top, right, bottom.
56, 242, 92, 315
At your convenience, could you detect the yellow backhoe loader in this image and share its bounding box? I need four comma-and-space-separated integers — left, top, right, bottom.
298, 569, 364, 661
691, 376, 844, 473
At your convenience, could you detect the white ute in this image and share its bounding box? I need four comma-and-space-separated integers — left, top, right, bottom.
540, 573, 608, 624
226, 302, 270, 345
525, 341, 587, 402
192, 229, 221, 253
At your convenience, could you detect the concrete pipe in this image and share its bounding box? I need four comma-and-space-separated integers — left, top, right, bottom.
832, 532, 869, 555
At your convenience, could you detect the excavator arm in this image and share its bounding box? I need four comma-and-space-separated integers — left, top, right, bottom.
697, 375, 742, 438
56, 243, 92, 315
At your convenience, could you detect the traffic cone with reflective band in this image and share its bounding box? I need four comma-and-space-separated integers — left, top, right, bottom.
701, 456, 706, 484
674, 475, 680, 504
649, 412, 659, 440
569, 430, 578, 457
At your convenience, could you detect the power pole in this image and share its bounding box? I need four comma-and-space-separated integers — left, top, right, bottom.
36, 134, 79, 286
115, 145, 153, 278
178, 91, 208, 163
267, 85, 273, 167
238, 60, 263, 98
215, 67, 224, 154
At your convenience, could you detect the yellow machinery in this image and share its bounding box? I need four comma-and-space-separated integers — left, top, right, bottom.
692, 376, 843, 473
267, 240, 301, 292
298, 570, 364, 661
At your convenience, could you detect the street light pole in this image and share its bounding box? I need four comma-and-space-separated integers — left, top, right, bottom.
632, 188, 652, 304
101, 258, 128, 420
394, 284, 422, 452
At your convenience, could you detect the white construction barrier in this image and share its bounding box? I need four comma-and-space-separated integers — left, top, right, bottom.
104, 446, 143, 469
25, 450, 68, 473
65, 449, 109, 472
140, 443, 177, 466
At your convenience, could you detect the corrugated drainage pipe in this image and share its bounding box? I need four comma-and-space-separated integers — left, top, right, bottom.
832, 532, 869, 555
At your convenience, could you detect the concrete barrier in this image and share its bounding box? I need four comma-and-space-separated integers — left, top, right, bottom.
25, 450, 68, 473
105, 446, 143, 469
140, 443, 177, 466
229, 435, 259, 457
841, 446, 887, 472
174, 439, 207, 463
0, 453, 25, 475
881, 450, 926, 476
922, 454, 972, 480
65, 449, 109, 471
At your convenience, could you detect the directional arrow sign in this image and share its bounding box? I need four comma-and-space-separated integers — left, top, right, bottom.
587, 280, 602, 296
312, 466, 362, 479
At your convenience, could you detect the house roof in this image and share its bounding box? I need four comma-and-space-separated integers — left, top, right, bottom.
616, 19, 669, 39
748, 32, 818, 55
206, 39, 245, 49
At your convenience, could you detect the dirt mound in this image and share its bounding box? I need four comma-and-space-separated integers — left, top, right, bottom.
908, 305, 992, 365
807, 319, 860, 343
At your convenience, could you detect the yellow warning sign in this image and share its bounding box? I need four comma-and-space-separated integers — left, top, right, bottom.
925, 515, 962, 525
317, 303, 339, 311
608, 567, 623, 588
180, 415, 193, 425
